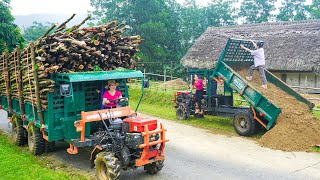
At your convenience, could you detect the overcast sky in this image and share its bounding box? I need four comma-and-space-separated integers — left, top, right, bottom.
10, 0, 213, 15
11, 0, 93, 15
10, 0, 312, 16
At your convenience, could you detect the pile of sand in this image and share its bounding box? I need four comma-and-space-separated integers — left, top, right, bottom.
237, 69, 320, 151
160, 78, 189, 89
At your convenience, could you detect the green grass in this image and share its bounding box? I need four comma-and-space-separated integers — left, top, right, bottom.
0, 132, 89, 180
312, 106, 320, 119
312, 146, 320, 152
312, 110, 320, 119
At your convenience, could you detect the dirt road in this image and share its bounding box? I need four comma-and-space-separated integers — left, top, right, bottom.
0, 110, 319, 180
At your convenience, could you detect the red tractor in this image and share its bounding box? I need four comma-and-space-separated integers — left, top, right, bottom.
73, 106, 168, 179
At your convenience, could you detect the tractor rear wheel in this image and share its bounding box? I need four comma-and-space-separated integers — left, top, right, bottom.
44, 141, 55, 153
233, 110, 256, 136
95, 151, 121, 180
144, 160, 164, 174
11, 116, 27, 146
27, 124, 45, 155
176, 106, 188, 120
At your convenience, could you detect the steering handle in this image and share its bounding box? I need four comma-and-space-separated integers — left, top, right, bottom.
108, 97, 128, 103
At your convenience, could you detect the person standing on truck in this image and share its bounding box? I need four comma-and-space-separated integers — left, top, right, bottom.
192, 74, 204, 116
102, 80, 123, 108
240, 40, 268, 89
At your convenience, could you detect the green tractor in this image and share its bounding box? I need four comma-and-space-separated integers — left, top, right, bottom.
2, 69, 168, 179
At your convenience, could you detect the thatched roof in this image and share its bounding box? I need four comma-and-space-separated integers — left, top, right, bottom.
181, 20, 320, 72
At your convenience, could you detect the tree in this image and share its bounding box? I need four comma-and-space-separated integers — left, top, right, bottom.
239, 0, 276, 24
306, 0, 320, 19
179, 0, 206, 49
277, 0, 308, 21
90, 0, 240, 75
0, 0, 24, 53
205, 0, 238, 26
23, 21, 52, 43
90, 0, 184, 74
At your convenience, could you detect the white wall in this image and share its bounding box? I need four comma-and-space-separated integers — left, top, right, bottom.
272, 72, 320, 94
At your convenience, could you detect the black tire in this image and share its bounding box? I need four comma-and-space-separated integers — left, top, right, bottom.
201, 99, 208, 108
27, 125, 45, 155
194, 113, 199, 118
176, 105, 188, 120
44, 141, 55, 153
95, 152, 121, 180
144, 160, 164, 174
11, 116, 27, 146
233, 110, 256, 136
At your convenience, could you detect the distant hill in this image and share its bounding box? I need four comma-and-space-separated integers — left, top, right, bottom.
14, 14, 96, 32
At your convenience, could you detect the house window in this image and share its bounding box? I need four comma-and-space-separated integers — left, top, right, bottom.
281, 74, 287, 83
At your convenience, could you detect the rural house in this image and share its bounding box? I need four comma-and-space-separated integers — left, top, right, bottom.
181, 20, 320, 93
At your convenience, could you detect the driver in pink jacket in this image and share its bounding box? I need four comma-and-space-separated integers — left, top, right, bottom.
102, 80, 123, 108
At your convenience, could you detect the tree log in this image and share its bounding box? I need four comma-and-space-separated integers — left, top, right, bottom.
55, 13, 76, 32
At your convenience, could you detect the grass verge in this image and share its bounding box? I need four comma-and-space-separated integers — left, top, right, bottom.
0, 131, 90, 180
312, 146, 320, 152
312, 109, 320, 119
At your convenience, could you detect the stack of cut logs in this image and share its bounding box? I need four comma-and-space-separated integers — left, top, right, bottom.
0, 14, 143, 111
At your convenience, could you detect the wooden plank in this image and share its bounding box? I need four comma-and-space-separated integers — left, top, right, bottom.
4, 50, 12, 113
16, 46, 25, 116
30, 42, 45, 127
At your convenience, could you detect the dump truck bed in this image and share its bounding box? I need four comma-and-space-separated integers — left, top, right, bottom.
213, 38, 314, 129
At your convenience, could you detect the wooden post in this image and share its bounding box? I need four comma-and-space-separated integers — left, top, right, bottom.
30, 42, 45, 127
16, 46, 25, 116
4, 50, 13, 113
305, 75, 307, 94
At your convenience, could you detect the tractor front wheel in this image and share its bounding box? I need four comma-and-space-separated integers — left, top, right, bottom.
144, 160, 164, 174
233, 110, 256, 136
27, 124, 45, 155
95, 152, 121, 180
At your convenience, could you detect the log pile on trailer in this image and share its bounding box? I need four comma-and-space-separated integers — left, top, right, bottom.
0, 14, 143, 113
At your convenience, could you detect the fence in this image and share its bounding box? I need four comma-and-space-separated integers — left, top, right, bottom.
291, 86, 320, 94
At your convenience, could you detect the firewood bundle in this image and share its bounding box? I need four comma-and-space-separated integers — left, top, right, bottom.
0, 14, 143, 111
32, 15, 142, 73
20, 44, 51, 110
